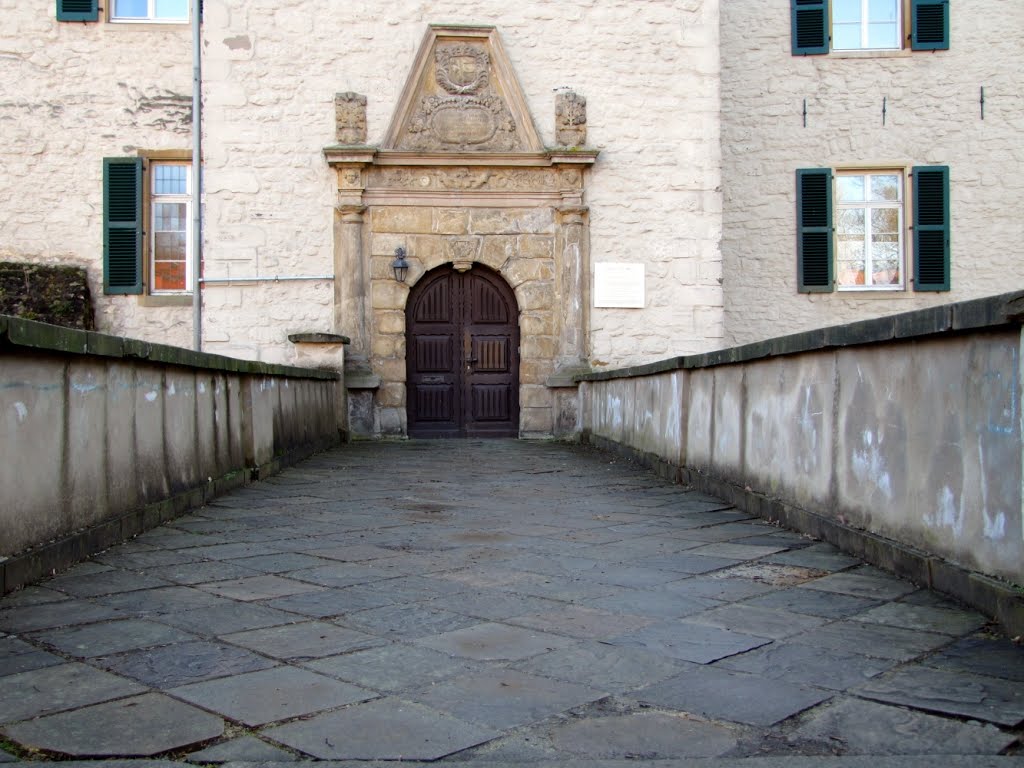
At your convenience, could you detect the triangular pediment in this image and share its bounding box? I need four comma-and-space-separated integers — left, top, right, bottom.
382, 26, 544, 154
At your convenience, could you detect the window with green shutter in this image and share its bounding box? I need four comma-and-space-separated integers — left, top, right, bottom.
797, 169, 834, 292
912, 166, 950, 291
791, 0, 830, 55
56, 0, 98, 21
103, 157, 144, 295
911, 0, 949, 51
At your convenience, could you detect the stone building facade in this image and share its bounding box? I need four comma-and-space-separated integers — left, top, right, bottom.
2, 2, 1021, 437
720, 0, 1024, 345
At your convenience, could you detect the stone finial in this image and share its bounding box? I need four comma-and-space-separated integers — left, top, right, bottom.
555, 90, 587, 147
335, 92, 367, 145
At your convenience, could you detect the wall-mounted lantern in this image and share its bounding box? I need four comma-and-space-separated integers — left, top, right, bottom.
391, 247, 410, 283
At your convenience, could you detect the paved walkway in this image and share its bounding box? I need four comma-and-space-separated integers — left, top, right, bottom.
1, 440, 1022, 766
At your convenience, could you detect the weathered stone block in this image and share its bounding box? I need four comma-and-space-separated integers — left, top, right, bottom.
515, 281, 555, 311
375, 310, 406, 335
519, 235, 555, 260
521, 406, 553, 435
371, 281, 409, 311
521, 335, 557, 360
520, 384, 552, 409
433, 208, 470, 235
373, 207, 433, 234
470, 208, 555, 235
520, 312, 555, 336
377, 382, 406, 408
479, 236, 517, 270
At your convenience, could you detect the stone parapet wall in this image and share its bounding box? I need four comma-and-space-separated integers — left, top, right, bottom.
578, 292, 1024, 634
0, 315, 342, 592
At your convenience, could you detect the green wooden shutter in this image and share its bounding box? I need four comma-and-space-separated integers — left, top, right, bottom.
913, 166, 950, 291
911, 0, 949, 50
103, 158, 144, 295
792, 0, 829, 55
56, 0, 98, 21
797, 168, 833, 292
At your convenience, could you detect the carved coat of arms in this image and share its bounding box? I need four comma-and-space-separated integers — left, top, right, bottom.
400, 44, 520, 152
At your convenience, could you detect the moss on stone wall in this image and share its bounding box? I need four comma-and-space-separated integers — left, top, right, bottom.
0, 262, 94, 330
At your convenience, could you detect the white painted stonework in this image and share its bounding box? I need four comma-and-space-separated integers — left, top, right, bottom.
2, 2, 1021, 435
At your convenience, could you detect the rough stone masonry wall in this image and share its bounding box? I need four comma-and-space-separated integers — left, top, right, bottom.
200, 0, 723, 368
0, 7, 193, 347
368, 205, 558, 437
720, 1, 1024, 346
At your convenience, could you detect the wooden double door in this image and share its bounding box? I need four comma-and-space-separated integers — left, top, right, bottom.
406, 265, 520, 438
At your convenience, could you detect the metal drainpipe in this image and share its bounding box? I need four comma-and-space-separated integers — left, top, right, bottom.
191, 0, 203, 352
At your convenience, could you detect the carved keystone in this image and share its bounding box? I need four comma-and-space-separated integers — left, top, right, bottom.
555, 91, 587, 147
335, 92, 368, 144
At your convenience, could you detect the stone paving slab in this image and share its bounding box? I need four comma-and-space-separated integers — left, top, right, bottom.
220, 621, 385, 660
608, 621, 772, 664
788, 696, 1018, 755
28, 619, 197, 658
0, 662, 145, 724
0, 693, 223, 757
714, 642, 895, 691
548, 712, 741, 759
0, 648, 63, 676
185, 736, 296, 763
95, 640, 276, 689
512, 640, 688, 694
263, 698, 501, 761
408, 669, 607, 730
415, 621, 574, 661
301, 643, 487, 693
169, 665, 377, 726
636, 664, 832, 726
855, 664, 1024, 726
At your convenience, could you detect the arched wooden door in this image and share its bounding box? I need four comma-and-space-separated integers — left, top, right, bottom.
406, 265, 520, 438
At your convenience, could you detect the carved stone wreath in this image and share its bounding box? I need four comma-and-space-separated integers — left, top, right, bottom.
435, 45, 490, 95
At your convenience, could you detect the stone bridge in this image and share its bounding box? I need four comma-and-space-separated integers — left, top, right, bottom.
2, 297, 1024, 763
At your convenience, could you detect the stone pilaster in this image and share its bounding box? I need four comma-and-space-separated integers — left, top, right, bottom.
334, 204, 368, 369
551, 203, 590, 381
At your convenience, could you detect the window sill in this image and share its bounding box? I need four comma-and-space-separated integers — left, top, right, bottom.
137, 294, 193, 307
828, 48, 913, 59
836, 287, 908, 295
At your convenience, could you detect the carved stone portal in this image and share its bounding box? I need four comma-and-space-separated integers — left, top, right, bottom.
326, 26, 597, 440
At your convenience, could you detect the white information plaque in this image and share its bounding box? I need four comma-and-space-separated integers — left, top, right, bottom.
593, 262, 645, 308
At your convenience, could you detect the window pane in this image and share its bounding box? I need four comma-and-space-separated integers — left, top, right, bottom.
868, 0, 898, 23
871, 207, 899, 234
154, 260, 186, 291
154, 165, 188, 195
155, 0, 188, 19
837, 176, 865, 202
154, 202, 187, 231
868, 22, 898, 48
870, 174, 900, 201
871, 241, 901, 285
154, 231, 186, 260
838, 208, 865, 235
838, 244, 866, 286
833, 0, 862, 24
113, 0, 148, 17
832, 23, 862, 50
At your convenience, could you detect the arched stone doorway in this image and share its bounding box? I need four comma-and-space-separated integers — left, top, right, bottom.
406, 264, 520, 438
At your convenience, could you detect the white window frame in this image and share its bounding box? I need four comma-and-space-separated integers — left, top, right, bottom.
110, 0, 189, 23
832, 0, 903, 51
835, 170, 905, 291
149, 161, 193, 295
